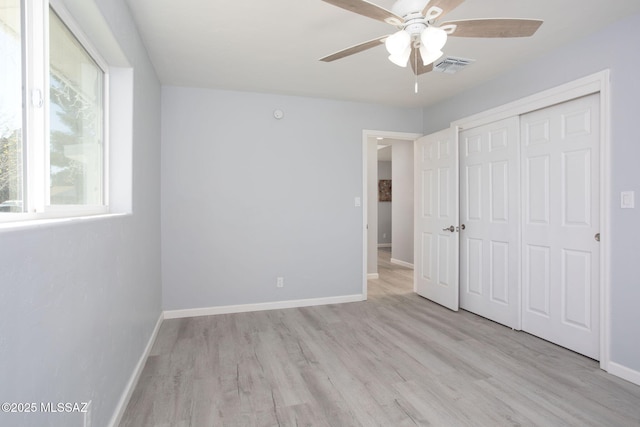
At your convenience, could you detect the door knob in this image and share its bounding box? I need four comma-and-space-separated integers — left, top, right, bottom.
460, 224, 466, 230
595, 233, 600, 242
443, 225, 455, 232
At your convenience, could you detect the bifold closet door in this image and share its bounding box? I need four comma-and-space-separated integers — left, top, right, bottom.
459, 117, 520, 329
521, 94, 600, 359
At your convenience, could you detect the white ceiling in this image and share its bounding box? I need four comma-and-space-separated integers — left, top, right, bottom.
125, 0, 640, 108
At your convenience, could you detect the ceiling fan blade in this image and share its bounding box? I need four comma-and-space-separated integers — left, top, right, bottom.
320, 35, 388, 62
443, 18, 543, 38
422, 0, 466, 20
321, 0, 403, 25
410, 48, 434, 75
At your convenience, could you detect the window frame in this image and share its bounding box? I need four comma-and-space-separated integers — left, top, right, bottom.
0, 0, 110, 223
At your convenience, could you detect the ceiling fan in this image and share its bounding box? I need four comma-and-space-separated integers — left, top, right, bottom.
319, 0, 543, 76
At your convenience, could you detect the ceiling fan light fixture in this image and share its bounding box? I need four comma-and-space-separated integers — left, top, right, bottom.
388, 46, 412, 67
419, 45, 443, 66
421, 26, 448, 51
385, 30, 411, 55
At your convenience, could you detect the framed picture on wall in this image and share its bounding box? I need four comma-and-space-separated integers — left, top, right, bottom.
379, 179, 392, 202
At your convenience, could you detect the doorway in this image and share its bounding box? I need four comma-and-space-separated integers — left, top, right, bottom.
362, 130, 421, 299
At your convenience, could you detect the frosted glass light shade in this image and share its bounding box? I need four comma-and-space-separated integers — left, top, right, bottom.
419, 45, 443, 66
385, 30, 411, 55
421, 26, 447, 51
388, 47, 412, 67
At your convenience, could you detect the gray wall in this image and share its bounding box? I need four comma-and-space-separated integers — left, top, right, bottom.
378, 161, 392, 245
161, 87, 422, 310
0, 1, 162, 426
391, 143, 414, 265
422, 12, 640, 373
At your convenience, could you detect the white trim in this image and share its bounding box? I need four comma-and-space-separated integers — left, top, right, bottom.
367, 273, 380, 280
0, 212, 129, 233
453, 70, 611, 371
607, 362, 640, 386
452, 71, 606, 130
391, 258, 414, 269
163, 295, 364, 320
362, 130, 422, 302
599, 71, 612, 373
378, 243, 392, 248
108, 312, 164, 427
362, 137, 368, 300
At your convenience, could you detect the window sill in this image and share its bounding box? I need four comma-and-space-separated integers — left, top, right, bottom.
0, 212, 131, 233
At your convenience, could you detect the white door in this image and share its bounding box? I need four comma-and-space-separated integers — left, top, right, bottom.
414, 128, 459, 311
521, 94, 600, 359
459, 117, 521, 328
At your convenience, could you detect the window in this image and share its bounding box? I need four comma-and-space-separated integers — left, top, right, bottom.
0, 0, 23, 214
0, 0, 108, 221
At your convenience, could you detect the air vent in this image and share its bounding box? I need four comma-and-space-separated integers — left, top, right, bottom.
433, 57, 476, 74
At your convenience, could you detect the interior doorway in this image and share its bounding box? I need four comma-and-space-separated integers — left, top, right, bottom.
362, 130, 421, 299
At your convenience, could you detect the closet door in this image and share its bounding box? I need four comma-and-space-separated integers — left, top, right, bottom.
521, 94, 600, 359
459, 117, 520, 328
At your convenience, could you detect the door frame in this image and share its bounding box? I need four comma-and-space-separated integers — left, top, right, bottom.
452, 70, 611, 371
362, 130, 422, 300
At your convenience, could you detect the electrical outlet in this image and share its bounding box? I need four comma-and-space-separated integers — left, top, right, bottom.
276, 277, 284, 288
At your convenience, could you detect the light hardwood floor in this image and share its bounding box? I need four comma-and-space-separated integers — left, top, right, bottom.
120, 249, 640, 426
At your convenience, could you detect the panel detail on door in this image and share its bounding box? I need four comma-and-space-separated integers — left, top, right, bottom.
421, 170, 434, 218
489, 127, 509, 152
421, 232, 433, 280
438, 168, 450, 218
466, 135, 482, 156
563, 149, 591, 226
524, 120, 550, 146
562, 249, 592, 330
490, 241, 509, 305
437, 235, 450, 286
526, 155, 550, 224
562, 109, 591, 138
466, 238, 483, 295
525, 244, 551, 317
466, 164, 482, 221
490, 160, 509, 222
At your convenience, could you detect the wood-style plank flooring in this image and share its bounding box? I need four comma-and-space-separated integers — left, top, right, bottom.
120, 249, 640, 426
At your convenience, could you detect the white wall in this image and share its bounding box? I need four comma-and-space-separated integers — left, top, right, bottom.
0, 1, 162, 426
391, 142, 414, 265
378, 161, 392, 245
422, 12, 640, 376
161, 87, 422, 310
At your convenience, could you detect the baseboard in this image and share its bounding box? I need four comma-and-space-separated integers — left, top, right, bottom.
163, 294, 364, 320
378, 243, 392, 248
367, 273, 379, 280
391, 258, 414, 269
108, 312, 164, 427
607, 361, 640, 386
